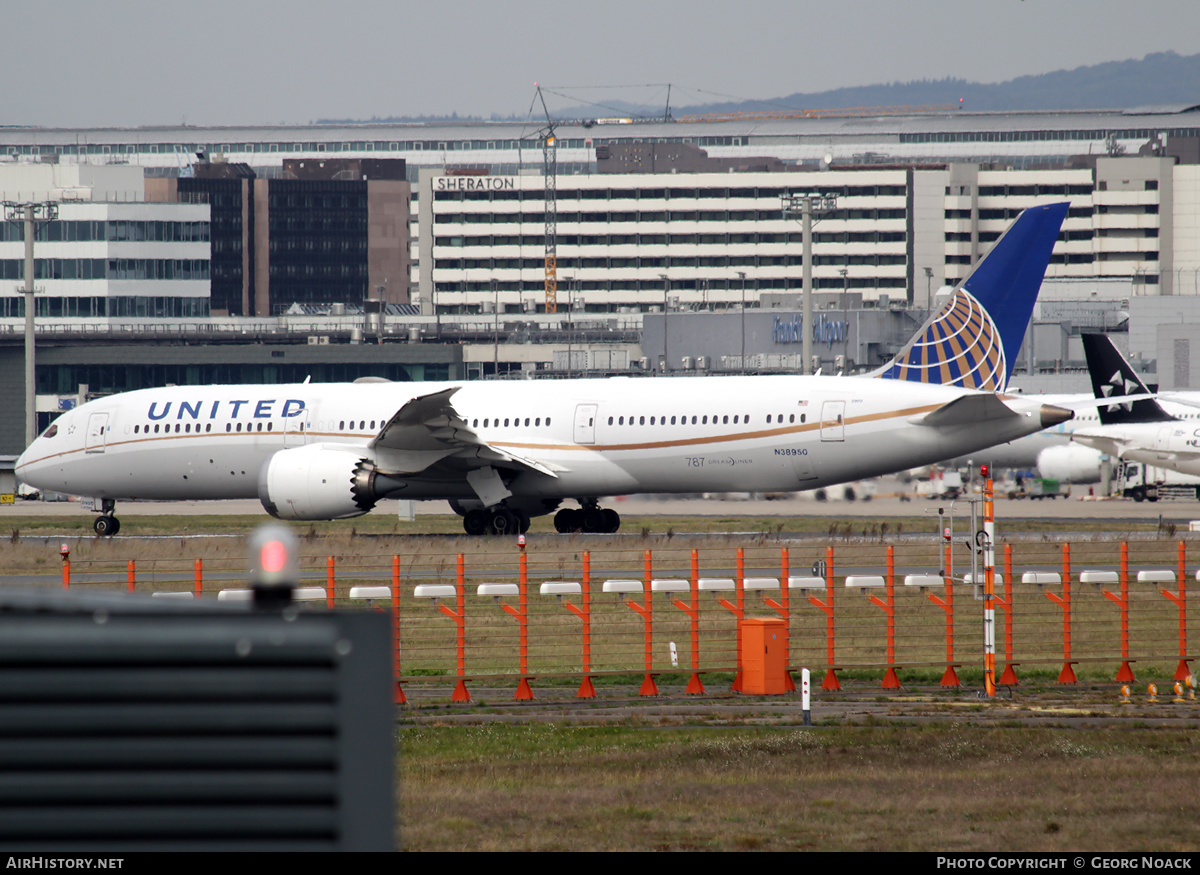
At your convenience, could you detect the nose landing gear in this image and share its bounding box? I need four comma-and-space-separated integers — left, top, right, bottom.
92, 499, 120, 536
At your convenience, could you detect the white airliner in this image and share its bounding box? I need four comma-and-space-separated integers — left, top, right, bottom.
16, 203, 1073, 536
1067, 333, 1200, 477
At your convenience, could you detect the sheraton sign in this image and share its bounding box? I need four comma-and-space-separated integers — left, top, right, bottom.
434, 176, 516, 192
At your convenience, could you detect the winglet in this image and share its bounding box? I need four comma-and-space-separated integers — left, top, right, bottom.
1081, 332, 1174, 425
876, 202, 1070, 391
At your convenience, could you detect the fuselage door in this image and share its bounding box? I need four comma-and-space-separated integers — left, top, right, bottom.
85, 413, 109, 454
284, 409, 309, 448
573, 403, 598, 445
820, 401, 846, 442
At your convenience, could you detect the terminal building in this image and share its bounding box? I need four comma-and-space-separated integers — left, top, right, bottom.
3, 107, 1200, 457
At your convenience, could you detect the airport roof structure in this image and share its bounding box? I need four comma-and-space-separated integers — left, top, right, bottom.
3, 106, 1199, 178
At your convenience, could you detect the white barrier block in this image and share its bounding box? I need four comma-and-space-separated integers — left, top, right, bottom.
1078, 571, 1118, 585
651, 578, 690, 592
292, 587, 328, 602
904, 574, 943, 588
787, 576, 826, 590
217, 589, 252, 602
1021, 572, 1061, 585
540, 581, 582, 596
963, 573, 1007, 586
743, 577, 780, 592
477, 583, 519, 598
845, 575, 884, 589
414, 584, 457, 600
350, 585, 391, 600
602, 579, 644, 594
150, 591, 194, 600
697, 577, 735, 591
1137, 570, 1176, 584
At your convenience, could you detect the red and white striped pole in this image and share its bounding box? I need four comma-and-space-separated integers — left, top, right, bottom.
982, 464, 996, 697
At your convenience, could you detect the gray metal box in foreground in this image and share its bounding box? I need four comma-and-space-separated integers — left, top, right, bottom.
0, 588, 394, 851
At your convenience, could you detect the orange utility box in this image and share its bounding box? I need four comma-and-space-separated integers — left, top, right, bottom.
740, 618, 789, 694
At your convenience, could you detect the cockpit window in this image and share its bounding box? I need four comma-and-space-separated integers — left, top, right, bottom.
42, 424, 57, 438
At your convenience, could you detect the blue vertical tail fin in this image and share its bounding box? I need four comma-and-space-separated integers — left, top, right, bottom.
875, 201, 1069, 391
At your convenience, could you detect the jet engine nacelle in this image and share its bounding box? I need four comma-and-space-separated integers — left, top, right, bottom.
1036, 444, 1103, 484
258, 444, 379, 521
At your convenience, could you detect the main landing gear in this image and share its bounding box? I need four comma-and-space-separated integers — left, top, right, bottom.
554, 501, 620, 534
93, 499, 120, 537
461, 505, 531, 536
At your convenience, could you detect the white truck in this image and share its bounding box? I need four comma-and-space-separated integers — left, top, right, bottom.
1117, 461, 1200, 502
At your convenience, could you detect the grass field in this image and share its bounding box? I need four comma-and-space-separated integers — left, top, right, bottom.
3, 510, 1199, 851
398, 720, 1200, 851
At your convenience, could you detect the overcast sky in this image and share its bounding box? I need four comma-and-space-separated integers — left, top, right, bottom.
8, 0, 1200, 128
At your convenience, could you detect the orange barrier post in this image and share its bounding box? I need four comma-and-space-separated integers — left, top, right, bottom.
732, 548, 746, 691
809, 545, 840, 691
61, 555, 70, 590
760, 547, 796, 692
498, 545, 534, 700
667, 549, 705, 695
570, 552, 596, 698
326, 556, 335, 608
626, 550, 658, 696
997, 543, 1019, 686
558, 552, 596, 698
1102, 543, 1136, 683
392, 554, 406, 704
1161, 541, 1191, 681
926, 565, 959, 688
127, 560, 136, 593
194, 558, 203, 599
1044, 543, 1077, 683
867, 545, 901, 689
441, 554, 470, 702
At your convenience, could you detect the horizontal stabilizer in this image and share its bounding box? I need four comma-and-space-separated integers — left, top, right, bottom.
917, 393, 1022, 428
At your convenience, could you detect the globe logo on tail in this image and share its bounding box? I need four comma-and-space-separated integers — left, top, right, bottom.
877, 289, 1007, 391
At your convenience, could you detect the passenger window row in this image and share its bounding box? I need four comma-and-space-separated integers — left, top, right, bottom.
470, 417, 551, 428
606, 412, 807, 426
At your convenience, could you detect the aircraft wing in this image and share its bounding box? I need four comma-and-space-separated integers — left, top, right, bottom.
369, 387, 559, 478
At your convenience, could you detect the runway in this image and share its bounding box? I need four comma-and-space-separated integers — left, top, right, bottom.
8, 476, 1200, 526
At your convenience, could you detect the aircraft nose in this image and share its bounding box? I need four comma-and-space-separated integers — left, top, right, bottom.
1039, 404, 1074, 429
15, 442, 39, 478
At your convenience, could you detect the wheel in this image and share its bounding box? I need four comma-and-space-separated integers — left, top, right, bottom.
489, 507, 518, 535
94, 515, 117, 537
463, 509, 489, 536
602, 508, 621, 533
1131, 487, 1145, 503
580, 508, 605, 533
554, 508, 579, 533
514, 510, 531, 534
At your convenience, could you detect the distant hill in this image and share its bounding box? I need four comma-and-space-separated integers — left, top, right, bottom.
318, 52, 1200, 125
674, 52, 1200, 116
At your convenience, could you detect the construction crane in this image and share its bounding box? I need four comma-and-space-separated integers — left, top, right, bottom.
534, 84, 558, 314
